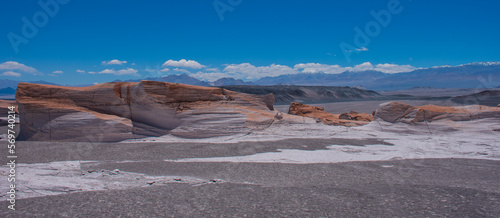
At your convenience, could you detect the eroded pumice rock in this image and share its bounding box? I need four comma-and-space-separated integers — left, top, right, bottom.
16, 81, 278, 142
288, 102, 373, 127
374, 101, 500, 123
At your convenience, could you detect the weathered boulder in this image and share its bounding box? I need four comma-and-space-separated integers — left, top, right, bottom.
16, 81, 278, 142
288, 102, 325, 116
288, 102, 372, 127
372, 102, 413, 123
374, 101, 500, 123
339, 111, 374, 122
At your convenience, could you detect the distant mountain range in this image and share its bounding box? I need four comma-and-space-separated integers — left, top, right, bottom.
211, 77, 254, 86
219, 85, 381, 104
0, 79, 58, 89
114, 62, 500, 90
253, 62, 500, 90
115, 74, 211, 86
0, 87, 16, 95
114, 74, 254, 87
1, 62, 499, 91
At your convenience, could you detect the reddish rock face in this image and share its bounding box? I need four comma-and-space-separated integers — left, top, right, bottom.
288, 102, 373, 127
374, 101, 500, 123
339, 111, 374, 122
16, 81, 276, 142
288, 102, 325, 116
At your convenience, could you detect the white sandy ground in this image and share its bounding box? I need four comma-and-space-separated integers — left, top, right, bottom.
1, 118, 499, 199
167, 118, 500, 163
0, 161, 226, 200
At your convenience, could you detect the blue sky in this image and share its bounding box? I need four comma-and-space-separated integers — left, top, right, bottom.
1, 0, 499, 85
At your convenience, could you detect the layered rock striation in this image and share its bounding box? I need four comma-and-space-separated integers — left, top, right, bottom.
374, 101, 500, 123
16, 81, 279, 142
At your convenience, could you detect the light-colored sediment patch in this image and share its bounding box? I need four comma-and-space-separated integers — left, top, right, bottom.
0, 161, 225, 200
165, 118, 500, 163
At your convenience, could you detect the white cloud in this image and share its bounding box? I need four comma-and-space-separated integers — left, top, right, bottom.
294, 63, 345, 74
293, 62, 375, 74
102, 59, 128, 65
53, 70, 63, 74
351, 62, 375, 71
294, 62, 417, 75
205, 68, 220, 72
162, 59, 205, 69
190, 62, 419, 81
374, 63, 417, 74
168, 61, 420, 82
0, 61, 39, 74
1, 71, 21, 77
117, 68, 139, 76
160, 68, 170, 72
355, 47, 369, 52
95, 68, 139, 76
346, 62, 418, 73
76, 69, 85, 73
221, 63, 298, 80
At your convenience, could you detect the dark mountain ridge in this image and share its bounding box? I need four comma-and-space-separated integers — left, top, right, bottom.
218, 85, 382, 104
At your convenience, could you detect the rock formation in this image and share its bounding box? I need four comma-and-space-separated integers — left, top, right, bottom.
288, 102, 373, 127
339, 111, 374, 122
16, 81, 284, 142
374, 101, 500, 123
0, 100, 18, 126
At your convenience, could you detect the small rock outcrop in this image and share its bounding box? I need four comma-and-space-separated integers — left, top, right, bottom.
374, 101, 500, 123
339, 111, 374, 122
373, 102, 414, 123
274, 112, 283, 120
288, 102, 373, 127
16, 81, 279, 142
288, 102, 326, 116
